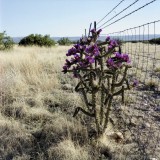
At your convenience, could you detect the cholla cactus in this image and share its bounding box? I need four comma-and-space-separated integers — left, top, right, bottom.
62, 29, 134, 136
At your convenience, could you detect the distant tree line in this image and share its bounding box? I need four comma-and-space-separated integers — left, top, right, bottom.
1, 31, 160, 49
18, 35, 75, 46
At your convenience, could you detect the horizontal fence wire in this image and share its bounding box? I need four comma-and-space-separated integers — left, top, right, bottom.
97, 0, 125, 25
102, 20, 160, 159
98, 0, 157, 30
97, 0, 140, 29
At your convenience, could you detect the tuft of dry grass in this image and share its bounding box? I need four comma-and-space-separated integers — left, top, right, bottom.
48, 139, 91, 160
0, 113, 33, 159
0, 46, 91, 159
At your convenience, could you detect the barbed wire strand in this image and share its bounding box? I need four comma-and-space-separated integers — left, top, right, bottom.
97, 0, 125, 25
100, 0, 157, 30
97, 0, 140, 29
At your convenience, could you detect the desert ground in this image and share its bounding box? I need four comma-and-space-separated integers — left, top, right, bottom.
0, 43, 159, 159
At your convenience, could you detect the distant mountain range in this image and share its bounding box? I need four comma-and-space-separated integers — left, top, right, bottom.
12, 35, 160, 44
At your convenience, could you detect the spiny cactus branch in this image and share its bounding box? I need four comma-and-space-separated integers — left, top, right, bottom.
73, 107, 95, 117
79, 88, 93, 112
114, 66, 130, 87
103, 96, 113, 129
112, 86, 129, 96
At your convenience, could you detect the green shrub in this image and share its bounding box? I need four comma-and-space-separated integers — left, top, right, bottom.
58, 37, 72, 46
0, 31, 14, 50
19, 34, 55, 47
149, 37, 160, 45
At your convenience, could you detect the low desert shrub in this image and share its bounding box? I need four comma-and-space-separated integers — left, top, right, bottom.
149, 37, 160, 45
0, 31, 14, 50
19, 34, 55, 47
58, 37, 72, 46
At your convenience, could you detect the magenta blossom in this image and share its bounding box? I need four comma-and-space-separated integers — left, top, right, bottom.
106, 59, 123, 69
85, 56, 95, 64
62, 65, 68, 73
66, 47, 77, 56
114, 52, 131, 63
85, 44, 100, 57
90, 29, 96, 33
110, 40, 118, 47
122, 54, 130, 63
106, 58, 115, 69
107, 39, 119, 50
97, 29, 102, 34
106, 36, 110, 42
115, 52, 122, 59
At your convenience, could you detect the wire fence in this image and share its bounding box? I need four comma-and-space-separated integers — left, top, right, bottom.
98, 20, 160, 159
87, 0, 160, 158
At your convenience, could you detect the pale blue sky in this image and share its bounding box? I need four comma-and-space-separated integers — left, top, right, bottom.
0, 0, 160, 37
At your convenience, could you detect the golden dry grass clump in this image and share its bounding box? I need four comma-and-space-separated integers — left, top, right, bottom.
0, 46, 94, 159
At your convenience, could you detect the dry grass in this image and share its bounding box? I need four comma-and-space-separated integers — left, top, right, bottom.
0, 44, 159, 159
48, 139, 91, 160
0, 46, 90, 159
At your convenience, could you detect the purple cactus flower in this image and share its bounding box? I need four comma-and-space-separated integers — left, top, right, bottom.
65, 59, 72, 68
62, 65, 68, 73
108, 45, 113, 50
106, 58, 114, 68
115, 52, 122, 59
110, 40, 118, 47
122, 54, 130, 63
97, 29, 102, 34
106, 36, 111, 41
90, 29, 96, 33
106, 58, 123, 69
66, 47, 77, 56
74, 44, 80, 50
85, 56, 95, 64
85, 44, 100, 57
93, 47, 100, 56
74, 53, 80, 60
133, 79, 139, 87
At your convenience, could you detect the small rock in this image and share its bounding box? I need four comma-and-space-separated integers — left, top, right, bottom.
155, 106, 160, 112
130, 117, 137, 127
107, 132, 124, 143
141, 122, 151, 129
145, 122, 151, 128
62, 84, 74, 91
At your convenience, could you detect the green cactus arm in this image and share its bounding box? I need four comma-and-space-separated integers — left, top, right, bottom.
73, 107, 95, 117
112, 84, 130, 97
97, 41, 109, 46
99, 48, 115, 58
79, 88, 94, 112
101, 83, 109, 95
103, 96, 113, 130
114, 65, 131, 87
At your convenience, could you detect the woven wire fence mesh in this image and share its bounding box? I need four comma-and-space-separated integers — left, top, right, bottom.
100, 21, 160, 159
